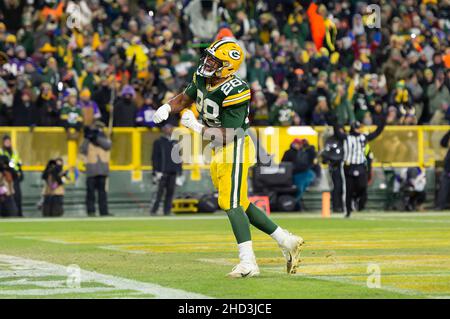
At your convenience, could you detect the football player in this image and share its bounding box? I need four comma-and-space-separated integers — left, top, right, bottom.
153, 40, 304, 277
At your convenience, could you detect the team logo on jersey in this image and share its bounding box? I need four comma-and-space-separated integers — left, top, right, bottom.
229, 50, 241, 60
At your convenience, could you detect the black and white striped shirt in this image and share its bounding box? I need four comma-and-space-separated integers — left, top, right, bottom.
343, 134, 367, 165
331, 116, 386, 166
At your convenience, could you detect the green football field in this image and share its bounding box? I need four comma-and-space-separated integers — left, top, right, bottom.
0, 212, 449, 299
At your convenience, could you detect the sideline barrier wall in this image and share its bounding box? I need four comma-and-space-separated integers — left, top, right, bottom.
1, 126, 449, 173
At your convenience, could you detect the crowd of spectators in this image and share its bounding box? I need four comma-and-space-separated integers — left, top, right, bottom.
0, 0, 449, 131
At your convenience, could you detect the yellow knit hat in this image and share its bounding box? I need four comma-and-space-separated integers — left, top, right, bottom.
80, 88, 91, 98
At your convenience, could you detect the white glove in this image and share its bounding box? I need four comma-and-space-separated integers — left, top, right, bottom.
181, 110, 204, 134
152, 172, 163, 184
175, 175, 185, 186
153, 103, 171, 123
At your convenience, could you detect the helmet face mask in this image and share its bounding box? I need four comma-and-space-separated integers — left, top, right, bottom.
198, 50, 225, 78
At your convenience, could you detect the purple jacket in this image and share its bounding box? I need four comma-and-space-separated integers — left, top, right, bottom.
135, 105, 156, 127
78, 100, 101, 119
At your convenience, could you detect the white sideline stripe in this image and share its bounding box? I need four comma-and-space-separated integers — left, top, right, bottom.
0, 287, 128, 296
0, 215, 229, 222
357, 217, 450, 224
0, 212, 450, 223
0, 255, 210, 299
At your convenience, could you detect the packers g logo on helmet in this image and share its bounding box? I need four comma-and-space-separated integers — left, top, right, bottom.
229, 50, 241, 60
197, 40, 244, 78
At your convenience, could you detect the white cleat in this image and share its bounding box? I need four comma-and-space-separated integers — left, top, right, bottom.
227, 262, 260, 278
279, 231, 304, 274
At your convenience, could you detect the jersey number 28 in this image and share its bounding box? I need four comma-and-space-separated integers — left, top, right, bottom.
196, 90, 220, 127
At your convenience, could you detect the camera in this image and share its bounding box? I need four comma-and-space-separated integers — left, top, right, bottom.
43, 158, 68, 187
0, 155, 10, 172
83, 126, 100, 142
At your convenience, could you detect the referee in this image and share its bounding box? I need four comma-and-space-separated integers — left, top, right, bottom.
329, 114, 386, 217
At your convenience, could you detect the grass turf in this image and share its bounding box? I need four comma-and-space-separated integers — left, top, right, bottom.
0, 212, 449, 299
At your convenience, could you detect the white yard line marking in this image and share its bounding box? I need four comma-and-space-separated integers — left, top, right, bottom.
262, 266, 427, 298
97, 245, 147, 254
197, 258, 234, 266
15, 236, 71, 244
0, 255, 210, 299
266, 267, 450, 299
198, 258, 450, 298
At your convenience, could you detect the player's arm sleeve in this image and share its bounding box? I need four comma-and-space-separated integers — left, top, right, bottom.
220, 83, 251, 128
183, 74, 198, 100
367, 116, 386, 141
222, 87, 251, 108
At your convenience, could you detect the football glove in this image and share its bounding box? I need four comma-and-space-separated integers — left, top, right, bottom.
153, 103, 171, 123
181, 110, 204, 134
152, 172, 163, 184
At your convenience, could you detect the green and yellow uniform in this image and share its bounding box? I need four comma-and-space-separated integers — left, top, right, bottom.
173, 39, 279, 248
184, 73, 256, 211
269, 101, 296, 126
184, 73, 251, 129
60, 103, 83, 129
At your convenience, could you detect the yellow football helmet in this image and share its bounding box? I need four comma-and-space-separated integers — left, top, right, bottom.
197, 40, 244, 78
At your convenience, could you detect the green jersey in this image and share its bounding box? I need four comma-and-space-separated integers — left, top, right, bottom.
184, 73, 251, 130
60, 103, 83, 126
269, 102, 296, 126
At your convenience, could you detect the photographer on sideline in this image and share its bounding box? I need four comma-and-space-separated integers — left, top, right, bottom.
41, 158, 68, 217
0, 155, 18, 217
0, 135, 23, 216
281, 138, 319, 210
80, 120, 112, 217
398, 167, 427, 211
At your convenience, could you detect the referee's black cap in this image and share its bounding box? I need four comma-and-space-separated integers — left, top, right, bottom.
351, 121, 361, 130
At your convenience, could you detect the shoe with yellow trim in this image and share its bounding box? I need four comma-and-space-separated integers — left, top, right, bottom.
278, 231, 304, 274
